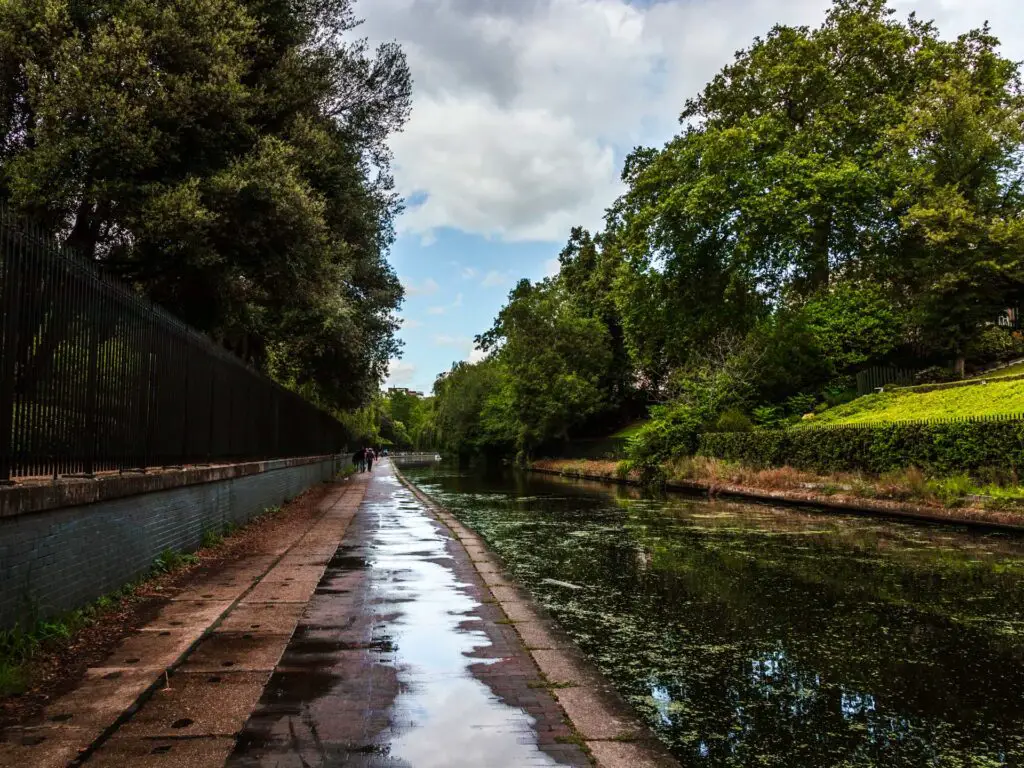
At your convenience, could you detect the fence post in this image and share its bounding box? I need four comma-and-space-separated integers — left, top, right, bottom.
81, 308, 100, 477
0, 217, 19, 485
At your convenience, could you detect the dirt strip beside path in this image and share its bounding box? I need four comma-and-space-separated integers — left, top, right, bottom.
0, 473, 369, 768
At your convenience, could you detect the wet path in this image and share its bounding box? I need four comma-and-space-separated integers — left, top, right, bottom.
227, 463, 590, 767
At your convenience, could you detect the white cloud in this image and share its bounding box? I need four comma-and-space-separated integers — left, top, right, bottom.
543, 258, 560, 278
433, 334, 487, 364
362, 0, 1023, 245
402, 276, 440, 297
385, 358, 416, 387
428, 292, 464, 315
400, 317, 423, 330
481, 270, 513, 288
461, 266, 479, 280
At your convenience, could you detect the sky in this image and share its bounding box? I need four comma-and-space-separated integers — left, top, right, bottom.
360, 0, 1024, 395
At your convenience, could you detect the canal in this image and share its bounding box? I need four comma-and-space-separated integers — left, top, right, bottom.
401, 464, 1024, 767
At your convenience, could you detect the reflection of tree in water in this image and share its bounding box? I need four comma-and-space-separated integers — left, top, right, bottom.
405, 466, 1024, 766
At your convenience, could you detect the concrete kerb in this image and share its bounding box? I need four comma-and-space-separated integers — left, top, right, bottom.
391, 466, 679, 768
0, 473, 366, 768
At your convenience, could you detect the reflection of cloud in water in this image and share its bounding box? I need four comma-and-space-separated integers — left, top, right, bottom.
367, 474, 561, 767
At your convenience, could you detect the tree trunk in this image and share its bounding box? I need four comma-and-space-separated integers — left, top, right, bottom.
954, 356, 965, 378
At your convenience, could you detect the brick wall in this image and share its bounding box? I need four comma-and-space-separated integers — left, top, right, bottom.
0, 456, 342, 629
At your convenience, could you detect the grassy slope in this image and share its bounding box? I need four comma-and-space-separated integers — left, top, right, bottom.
972, 360, 1024, 379
611, 420, 649, 438
814, 377, 1024, 426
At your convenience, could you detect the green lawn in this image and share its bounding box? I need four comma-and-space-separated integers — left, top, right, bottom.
969, 360, 1024, 380
611, 420, 649, 438
813, 377, 1024, 426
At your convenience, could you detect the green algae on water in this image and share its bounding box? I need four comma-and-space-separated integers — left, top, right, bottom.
405, 464, 1024, 767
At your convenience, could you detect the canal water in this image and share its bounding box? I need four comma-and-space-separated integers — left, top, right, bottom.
401, 464, 1024, 767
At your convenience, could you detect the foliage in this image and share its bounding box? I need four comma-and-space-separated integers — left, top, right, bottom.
814, 377, 1024, 425
625, 403, 710, 468
799, 282, 903, 375
432, 359, 515, 458
913, 366, 959, 385
715, 409, 754, 433
699, 419, 1024, 478
475, 278, 614, 457
151, 548, 199, 574
966, 326, 1024, 366
0, 0, 411, 408
431, 0, 1024, 466
609, 0, 1023, 382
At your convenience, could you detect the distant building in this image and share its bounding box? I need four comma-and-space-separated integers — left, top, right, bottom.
387, 387, 425, 398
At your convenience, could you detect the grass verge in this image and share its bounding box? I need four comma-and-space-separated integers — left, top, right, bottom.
532, 457, 1024, 514
813, 376, 1024, 425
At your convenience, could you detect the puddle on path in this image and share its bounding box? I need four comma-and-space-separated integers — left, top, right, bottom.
228, 467, 570, 767
364, 471, 563, 767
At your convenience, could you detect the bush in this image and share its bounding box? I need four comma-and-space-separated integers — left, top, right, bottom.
913, 366, 959, 385
626, 403, 708, 467
786, 393, 817, 416
966, 326, 1022, 365
698, 419, 1024, 477
751, 405, 784, 429
714, 408, 754, 432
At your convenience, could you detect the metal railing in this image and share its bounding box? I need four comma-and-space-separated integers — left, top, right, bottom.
0, 206, 351, 482
855, 366, 917, 395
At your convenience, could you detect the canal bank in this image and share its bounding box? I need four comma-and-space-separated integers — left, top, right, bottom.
392, 466, 679, 768
529, 459, 1024, 533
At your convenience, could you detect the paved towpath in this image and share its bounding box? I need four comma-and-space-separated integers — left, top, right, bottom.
226, 464, 591, 767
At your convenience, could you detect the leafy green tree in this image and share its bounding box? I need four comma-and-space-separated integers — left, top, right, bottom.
477, 279, 612, 458
433, 360, 514, 458
891, 66, 1024, 372
0, 0, 410, 408
610, 0, 1024, 381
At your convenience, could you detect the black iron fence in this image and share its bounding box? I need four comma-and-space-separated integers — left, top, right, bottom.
855, 366, 916, 395
0, 206, 351, 482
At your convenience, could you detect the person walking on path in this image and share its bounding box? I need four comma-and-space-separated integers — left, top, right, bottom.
365, 448, 375, 472
352, 447, 365, 473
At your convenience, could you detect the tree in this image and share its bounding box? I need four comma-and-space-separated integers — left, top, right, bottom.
610, 0, 1024, 379
892, 66, 1024, 371
0, 0, 411, 408
478, 279, 613, 457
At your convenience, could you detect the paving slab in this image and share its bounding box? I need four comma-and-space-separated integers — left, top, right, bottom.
114, 671, 270, 738
554, 687, 637, 740
42, 668, 156, 729
587, 740, 679, 768
91, 628, 199, 672
86, 735, 237, 768
515, 621, 574, 651
241, 577, 319, 604
216, 602, 306, 633
142, 599, 234, 631
532, 649, 590, 686
0, 724, 95, 767
178, 632, 289, 673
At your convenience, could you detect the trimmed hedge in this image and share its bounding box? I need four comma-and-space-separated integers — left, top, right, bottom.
698, 419, 1024, 476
